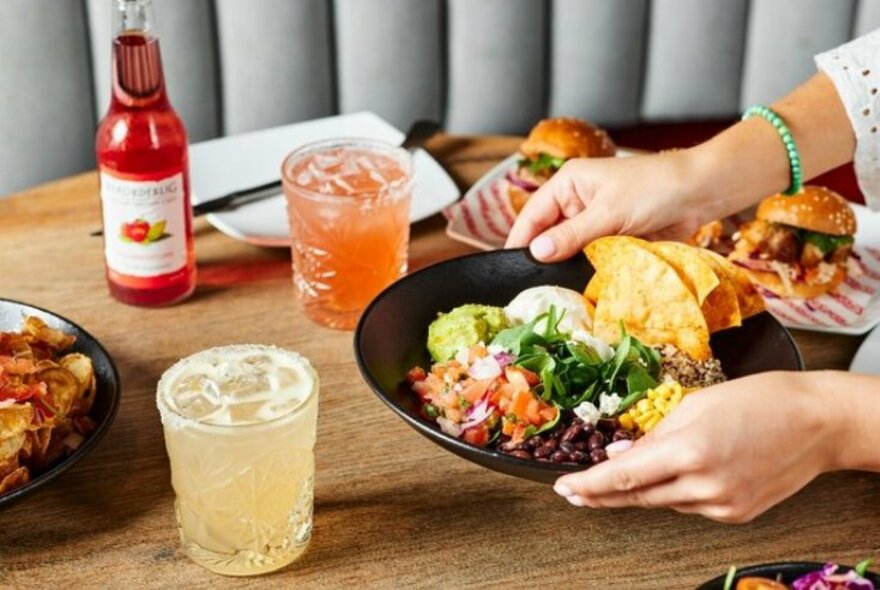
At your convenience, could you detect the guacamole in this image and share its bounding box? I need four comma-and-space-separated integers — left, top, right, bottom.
427, 304, 508, 362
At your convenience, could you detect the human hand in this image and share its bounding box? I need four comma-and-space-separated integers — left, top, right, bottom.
552, 372, 843, 523
505, 150, 717, 262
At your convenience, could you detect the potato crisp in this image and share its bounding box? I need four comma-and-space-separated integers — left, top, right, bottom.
0, 316, 96, 495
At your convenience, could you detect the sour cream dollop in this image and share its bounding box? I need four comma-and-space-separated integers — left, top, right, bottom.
504, 286, 592, 335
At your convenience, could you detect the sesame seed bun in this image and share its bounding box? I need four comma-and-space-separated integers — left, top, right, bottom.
757, 185, 857, 236
519, 117, 616, 160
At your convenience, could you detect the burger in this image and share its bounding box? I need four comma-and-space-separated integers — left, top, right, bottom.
507, 117, 616, 213
729, 186, 858, 298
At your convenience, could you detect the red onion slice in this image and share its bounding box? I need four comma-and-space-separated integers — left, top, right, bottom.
505, 171, 539, 192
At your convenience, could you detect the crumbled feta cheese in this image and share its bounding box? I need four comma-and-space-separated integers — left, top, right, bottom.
454, 347, 470, 367
573, 401, 601, 425
598, 393, 622, 416
570, 329, 613, 361
487, 344, 507, 356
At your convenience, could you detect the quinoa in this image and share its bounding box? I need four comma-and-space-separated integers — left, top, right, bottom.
657, 344, 726, 388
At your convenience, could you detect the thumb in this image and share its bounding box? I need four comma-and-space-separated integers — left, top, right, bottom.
529, 207, 619, 262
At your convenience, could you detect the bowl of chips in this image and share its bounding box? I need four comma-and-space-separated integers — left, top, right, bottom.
355, 245, 803, 483
0, 299, 120, 507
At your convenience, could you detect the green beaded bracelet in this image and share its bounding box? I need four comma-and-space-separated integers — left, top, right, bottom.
741, 105, 803, 195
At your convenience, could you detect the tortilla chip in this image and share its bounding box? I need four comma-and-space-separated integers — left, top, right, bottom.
584, 275, 602, 304
585, 237, 711, 360
647, 241, 720, 305
647, 241, 741, 332
696, 248, 766, 318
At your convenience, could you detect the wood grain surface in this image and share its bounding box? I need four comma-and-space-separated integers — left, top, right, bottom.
0, 135, 876, 589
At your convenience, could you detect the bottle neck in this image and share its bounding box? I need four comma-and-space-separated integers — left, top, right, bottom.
110, 0, 168, 109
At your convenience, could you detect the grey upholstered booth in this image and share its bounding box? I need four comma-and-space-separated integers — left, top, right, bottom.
1, 0, 878, 196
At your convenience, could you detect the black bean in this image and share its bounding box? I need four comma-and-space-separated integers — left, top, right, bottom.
508, 450, 532, 460
590, 449, 608, 464
612, 429, 634, 442
559, 440, 575, 454
561, 424, 582, 443
526, 435, 544, 449
550, 450, 569, 463
533, 445, 553, 459
569, 450, 587, 464
543, 438, 558, 452
580, 422, 595, 438
588, 431, 606, 451
573, 441, 589, 452
597, 418, 619, 434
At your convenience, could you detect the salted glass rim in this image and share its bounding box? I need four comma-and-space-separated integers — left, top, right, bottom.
280, 137, 414, 203
156, 344, 319, 430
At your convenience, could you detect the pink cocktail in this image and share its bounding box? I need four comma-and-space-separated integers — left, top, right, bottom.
282, 139, 413, 329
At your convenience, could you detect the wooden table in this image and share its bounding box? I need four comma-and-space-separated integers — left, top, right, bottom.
0, 135, 876, 589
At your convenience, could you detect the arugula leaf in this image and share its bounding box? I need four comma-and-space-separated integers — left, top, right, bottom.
606, 334, 632, 388
625, 363, 657, 396
565, 341, 604, 366
491, 313, 547, 356
855, 559, 873, 577
617, 388, 649, 413
519, 153, 567, 175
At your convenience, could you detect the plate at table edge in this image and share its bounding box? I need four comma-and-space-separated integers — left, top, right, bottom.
354, 248, 804, 484
698, 561, 880, 589
0, 299, 121, 508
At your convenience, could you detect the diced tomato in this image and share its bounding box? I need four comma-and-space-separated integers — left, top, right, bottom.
461, 379, 492, 404
462, 425, 489, 447
509, 390, 532, 419
539, 406, 559, 423
501, 419, 516, 436
505, 366, 539, 387
405, 366, 427, 384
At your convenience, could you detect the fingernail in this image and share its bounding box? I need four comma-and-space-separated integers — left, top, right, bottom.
605, 439, 633, 457
566, 495, 586, 507
530, 235, 556, 259
554, 482, 573, 497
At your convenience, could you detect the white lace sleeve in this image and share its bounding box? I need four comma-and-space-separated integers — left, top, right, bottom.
815, 29, 880, 210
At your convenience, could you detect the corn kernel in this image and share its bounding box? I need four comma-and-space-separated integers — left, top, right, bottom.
620, 381, 698, 436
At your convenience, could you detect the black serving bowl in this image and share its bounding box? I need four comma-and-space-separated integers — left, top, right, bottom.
354, 249, 804, 484
698, 561, 880, 588
0, 299, 120, 507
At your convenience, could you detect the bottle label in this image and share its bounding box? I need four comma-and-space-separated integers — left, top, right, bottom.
100, 170, 188, 278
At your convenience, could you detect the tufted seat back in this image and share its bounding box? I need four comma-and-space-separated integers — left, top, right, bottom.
0, 0, 877, 195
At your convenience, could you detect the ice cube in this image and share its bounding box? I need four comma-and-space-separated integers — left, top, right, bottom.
170, 374, 224, 420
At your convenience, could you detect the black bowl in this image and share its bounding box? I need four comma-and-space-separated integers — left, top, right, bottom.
698, 561, 880, 588
354, 249, 804, 484
0, 299, 120, 507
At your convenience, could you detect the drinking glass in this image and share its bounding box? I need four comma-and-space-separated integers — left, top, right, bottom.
157, 344, 319, 576
282, 138, 413, 329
